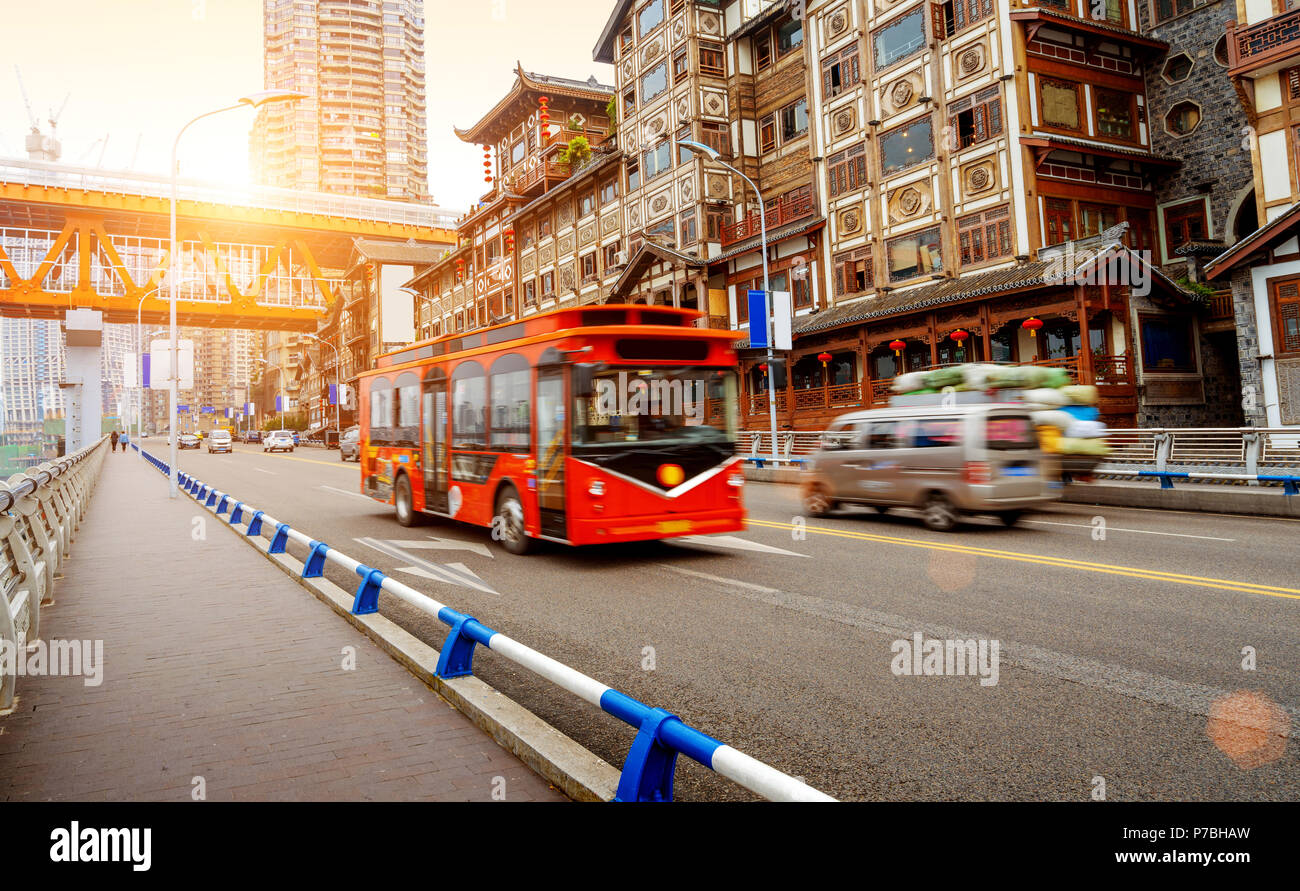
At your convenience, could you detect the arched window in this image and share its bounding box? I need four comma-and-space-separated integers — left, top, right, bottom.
489, 353, 531, 452
450, 360, 487, 450
368, 376, 394, 444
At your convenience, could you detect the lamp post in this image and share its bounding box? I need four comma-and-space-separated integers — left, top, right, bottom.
300, 332, 340, 439
166, 90, 305, 497
677, 139, 778, 463
135, 289, 162, 459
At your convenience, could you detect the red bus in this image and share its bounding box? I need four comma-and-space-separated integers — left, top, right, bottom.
356, 304, 745, 553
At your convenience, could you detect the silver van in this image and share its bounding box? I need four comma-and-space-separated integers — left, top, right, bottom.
801, 403, 1056, 531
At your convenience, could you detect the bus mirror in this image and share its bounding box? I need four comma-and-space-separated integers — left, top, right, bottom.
572, 363, 597, 399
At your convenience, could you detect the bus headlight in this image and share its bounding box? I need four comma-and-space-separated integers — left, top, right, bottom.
727, 472, 745, 488
588, 480, 606, 497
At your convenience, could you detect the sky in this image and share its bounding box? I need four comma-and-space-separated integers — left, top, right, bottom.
2, 0, 616, 211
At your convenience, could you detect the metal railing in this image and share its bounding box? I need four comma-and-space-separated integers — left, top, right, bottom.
1, 435, 109, 711
0, 157, 462, 230
135, 445, 835, 803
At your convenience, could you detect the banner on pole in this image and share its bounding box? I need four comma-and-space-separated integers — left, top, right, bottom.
771, 291, 792, 351
747, 290, 769, 349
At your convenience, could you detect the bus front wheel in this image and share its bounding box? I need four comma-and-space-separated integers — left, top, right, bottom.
494, 486, 532, 555
395, 474, 420, 527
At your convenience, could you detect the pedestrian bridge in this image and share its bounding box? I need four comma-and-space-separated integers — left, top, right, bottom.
0, 158, 458, 332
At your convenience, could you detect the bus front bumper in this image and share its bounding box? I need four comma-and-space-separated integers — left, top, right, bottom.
565, 507, 745, 545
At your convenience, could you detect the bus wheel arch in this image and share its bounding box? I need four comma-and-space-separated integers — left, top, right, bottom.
394, 471, 421, 527
492, 481, 532, 555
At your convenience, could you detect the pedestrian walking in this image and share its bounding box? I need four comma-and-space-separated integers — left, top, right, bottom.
111, 430, 119, 452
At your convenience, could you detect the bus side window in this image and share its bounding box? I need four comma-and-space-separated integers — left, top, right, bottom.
450, 360, 487, 451
395, 372, 420, 448
369, 377, 394, 445
489, 353, 531, 452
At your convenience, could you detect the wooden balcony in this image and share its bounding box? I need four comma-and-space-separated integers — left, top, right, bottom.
694, 314, 730, 329
511, 160, 571, 196
1227, 11, 1300, 77
790, 383, 865, 411
720, 188, 816, 247
1209, 289, 1235, 320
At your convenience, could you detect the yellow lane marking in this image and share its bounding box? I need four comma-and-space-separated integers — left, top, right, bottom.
745, 519, 1300, 602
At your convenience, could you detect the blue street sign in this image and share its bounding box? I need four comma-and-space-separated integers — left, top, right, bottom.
177, 405, 190, 413
200, 406, 215, 414
141, 353, 151, 389
275, 396, 283, 412
747, 290, 769, 348
329, 383, 338, 406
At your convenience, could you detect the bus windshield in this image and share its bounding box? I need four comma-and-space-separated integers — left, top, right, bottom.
572, 366, 738, 447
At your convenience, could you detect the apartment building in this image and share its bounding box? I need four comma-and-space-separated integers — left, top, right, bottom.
1203, 0, 1300, 426
251, 0, 429, 200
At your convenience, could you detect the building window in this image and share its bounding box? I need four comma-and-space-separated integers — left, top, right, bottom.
886, 226, 943, 282
833, 248, 873, 296
1094, 88, 1135, 141
1153, 0, 1198, 25
754, 31, 774, 71
874, 8, 926, 71
777, 18, 803, 56
523, 279, 537, 306
780, 98, 808, 142
1162, 53, 1193, 83
1165, 101, 1201, 137
1045, 197, 1074, 245
623, 87, 637, 115
760, 115, 777, 153
641, 61, 668, 103
643, 141, 672, 180
1079, 203, 1118, 237
646, 218, 675, 242
822, 47, 861, 99
579, 191, 596, 217
627, 160, 641, 191
705, 206, 733, 241
939, 0, 994, 37
700, 43, 724, 77
1162, 199, 1207, 258
879, 116, 934, 176
702, 121, 729, 157
1040, 79, 1082, 132
538, 214, 552, 237
1271, 279, 1300, 355
540, 271, 554, 297
948, 86, 1002, 149
1139, 314, 1198, 373
957, 205, 1012, 266
604, 241, 622, 268
619, 26, 634, 53
600, 179, 618, 205
581, 253, 598, 282
679, 210, 698, 245
673, 48, 690, 84
828, 143, 868, 196
638, 0, 664, 37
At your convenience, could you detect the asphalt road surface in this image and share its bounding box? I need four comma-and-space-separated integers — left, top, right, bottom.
160, 441, 1299, 801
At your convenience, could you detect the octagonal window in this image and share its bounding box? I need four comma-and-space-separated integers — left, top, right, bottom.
1165, 101, 1201, 137
1162, 52, 1194, 83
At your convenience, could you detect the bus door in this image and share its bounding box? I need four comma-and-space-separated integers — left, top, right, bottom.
422, 368, 448, 513
536, 363, 567, 539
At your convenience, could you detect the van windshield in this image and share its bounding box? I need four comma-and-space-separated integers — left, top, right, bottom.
986, 416, 1037, 451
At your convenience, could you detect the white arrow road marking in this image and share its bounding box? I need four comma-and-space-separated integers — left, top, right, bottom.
355, 537, 499, 595
666, 534, 811, 558
320, 485, 372, 501
390, 535, 495, 559
1020, 519, 1234, 541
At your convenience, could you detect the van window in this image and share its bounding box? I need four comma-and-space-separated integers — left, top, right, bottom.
986, 416, 1037, 450
906, 418, 963, 448
865, 421, 897, 449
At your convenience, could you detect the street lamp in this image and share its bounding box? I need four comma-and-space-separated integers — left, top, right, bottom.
167, 90, 306, 497
677, 139, 779, 464
300, 332, 340, 438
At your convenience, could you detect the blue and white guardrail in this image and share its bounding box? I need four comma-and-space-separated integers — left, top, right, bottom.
1093, 467, 1300, 494
132, 442, 835, 802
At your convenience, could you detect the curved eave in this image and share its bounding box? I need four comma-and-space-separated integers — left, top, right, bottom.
455, 63, 614, 145
1010, 8, 1168, 54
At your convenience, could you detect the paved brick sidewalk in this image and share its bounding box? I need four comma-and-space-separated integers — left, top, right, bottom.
0, 451, 566, 802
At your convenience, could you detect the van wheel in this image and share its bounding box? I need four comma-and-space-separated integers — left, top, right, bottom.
998, 510, 1024, 528
494, 486, 531, 555
922, 493, 959, 532
394, 474, 419, 527
802, 484, 836, 518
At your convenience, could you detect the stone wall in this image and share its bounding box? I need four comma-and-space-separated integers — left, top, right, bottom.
1231, 268, 1270, 426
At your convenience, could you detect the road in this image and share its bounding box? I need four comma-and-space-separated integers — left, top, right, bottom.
158, 441, 1299, 801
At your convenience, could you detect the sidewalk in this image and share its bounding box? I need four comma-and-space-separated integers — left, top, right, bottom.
0, 451, 565, 802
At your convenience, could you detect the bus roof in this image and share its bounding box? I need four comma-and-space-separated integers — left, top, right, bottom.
364, 304, 741, 377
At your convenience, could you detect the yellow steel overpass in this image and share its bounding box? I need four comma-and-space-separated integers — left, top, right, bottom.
0, 158, 458, 332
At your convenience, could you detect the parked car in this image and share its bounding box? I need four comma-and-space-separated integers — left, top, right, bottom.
263, 430, 295, 453
801, 403, 1056, 532
339, 427, 361, 462
207, 430, 233, 454
177, 433, 201, 450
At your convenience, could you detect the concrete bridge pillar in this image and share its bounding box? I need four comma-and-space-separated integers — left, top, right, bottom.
62, 309, 104, 452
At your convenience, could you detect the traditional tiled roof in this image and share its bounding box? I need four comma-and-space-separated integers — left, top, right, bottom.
1206, 201, 1300, 280
609, 240, 707, 298
709, 217, 826, 263
349, 238, 449, 272
594, 1, 637, 64
1009, 7, 1168, 51
454, 63, 614, 144
1175, 239, 1228, 257
1024, 133, 1181, 165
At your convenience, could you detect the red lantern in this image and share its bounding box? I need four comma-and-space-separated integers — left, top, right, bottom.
1021, 317, 1043, 338
817, 351, 832, 365
504, 227, 515, 251
889, 339, 906, 358
758, 363, 768, 372
950, 329, 969, 343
